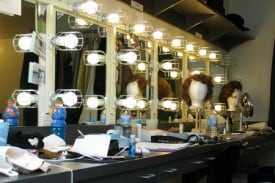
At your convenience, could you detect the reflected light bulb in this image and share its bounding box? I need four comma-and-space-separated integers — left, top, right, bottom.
186, 43, 194, 51
199, 49, 207, 56
214, 76, 222, 83
55, 33, 79, 49
136, 100, 146, 109
87, 53, 100, 65
18, 36, 32, 51
137, 62, 146, 71
75, 18, 88, 26
162, 62, 173, 70
122, 51, 137, 64
86, 97, 99, 109
170, 71, 178, 78
62, 91, 77, 107
17, 92, 32, 106
209, 52, 217, 59
152, 30, 163, 39
107, 13, 120, 24
80, 0, 98, 14
134, 23, 145, 33
171, 39, 181, 47
214, 104, 222, 111
124, 97, 136, 109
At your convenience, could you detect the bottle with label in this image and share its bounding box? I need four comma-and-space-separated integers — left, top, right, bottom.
3, 96, 19, 126
128, 134, 136, 157
0, 119, 9, 146
51, 97, 67, 140
136, 119, 142, 141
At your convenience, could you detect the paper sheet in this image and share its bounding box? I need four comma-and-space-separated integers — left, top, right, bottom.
136, 142, 191, 152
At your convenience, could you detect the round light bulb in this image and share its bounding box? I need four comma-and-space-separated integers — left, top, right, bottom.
18, 36, 32, 51
123, 51, 137, 64
170, 71, 178, 78
136, 100, 146, 109
162, 62, 173, 70
107, 13, 120, 24
86, 97, 99, 109
75, 18, 88, 26
209, 52, 217, 59
137, 62, 146, 71
152, 30, 163, 39
64, 33, 79, 49
171, 39, 182, 47
62, 91, 78, 107
124, 97, 136, 109
186, 43, 194, 51
87, 53, 100, 65
214, 104, 222, 111
199, 49, 207, 56
80, 0, 98, 14
17, 92, 32, 106
133, 23, 146, 33
214, 76, 222, 83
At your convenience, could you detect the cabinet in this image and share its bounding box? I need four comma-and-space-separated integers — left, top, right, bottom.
119, 0, 254, 51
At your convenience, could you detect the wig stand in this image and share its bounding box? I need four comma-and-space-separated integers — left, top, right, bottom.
191, 108, 206, 134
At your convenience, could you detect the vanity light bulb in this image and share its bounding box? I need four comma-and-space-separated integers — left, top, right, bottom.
80, 0, 98, 14
171, 39, 181, 47
162, 62, 173, 70
137, 62, 146, 71
75, 18, 88, 26
123, 51, 138, 64
152, 30, 163, 39
162, 100, 177, 110
133, 23, 146, 33
170, 71, 178, 78
17, 92, 32, 106
209, 52, 217, 59
62, 91, 78, 107
136, 100, 146, 109
55, 33, 79, 49
107, 13, 120, 24
86, 97, 99, 109
162, 47, 170, 53
214, 104, 222, 111
186, 43, 194, 51
18, 36, 32, 51
124, 97, 136, 109
147, 42, 152, 48
214, 76, 222, 83
177, 52, 183, 57
199, 49, 207, 56
87, 53, 100, 65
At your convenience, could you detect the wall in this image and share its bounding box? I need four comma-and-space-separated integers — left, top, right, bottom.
226, 0, 275, 122
0, 4, 35, 120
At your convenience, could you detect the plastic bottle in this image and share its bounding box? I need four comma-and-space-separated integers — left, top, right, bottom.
51, 97, 67, 140
100, 110, 106, 124
136, 119, 142, 141
0, 119, 9, 146
3, 96, 19, 126
128, 134, 136, 157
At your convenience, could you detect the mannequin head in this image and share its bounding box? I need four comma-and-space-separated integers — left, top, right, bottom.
126, 75, 149, 97
219, 80, 242, 111
182, 74, 213, 108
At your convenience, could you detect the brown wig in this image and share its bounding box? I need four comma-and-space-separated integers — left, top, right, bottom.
158, 77, 174, 99
182, 74, 213, 106
219, 80, 242, 106
127, 75, 149, 97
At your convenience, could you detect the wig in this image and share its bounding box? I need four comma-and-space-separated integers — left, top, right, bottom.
158, 77, 174, 99
182, 74, 213, 106
127, 75, 149, 97
219, 80, 242, 106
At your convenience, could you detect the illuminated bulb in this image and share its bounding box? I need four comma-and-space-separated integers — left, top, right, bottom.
124, 97, 136, 109
18, 36, 32, 51
137, 62, 146, 71
80, 0, 98, 14
162, 47, 170, 53
199, 49, 207, 56
120, 51, 137, 64
162, 100, 177, 110
147, 42, 152, 48
191, 70, 201, 75
62, 91, 78, 107
170, 71, 178, 78
162, 62, 173, 70
214, 104, 222, 111
171, 39, 182, 47
189, 55, 195, 60
17, 92, 32, 106
133, 23, 145, 33
75, 18, 88, 26
107, 13, 120, 24
87, 53, 104, 65
86, 97, 99, 109
177, 52, 183, 57
209, 52, 217, 59
152, 30, 163, 39
214, 76, 222, 83
55, 33, 79, 49
186, 43, 194, 51
136, 100, 146, 109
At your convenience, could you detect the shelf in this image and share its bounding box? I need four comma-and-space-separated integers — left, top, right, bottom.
119, 0, 254, 51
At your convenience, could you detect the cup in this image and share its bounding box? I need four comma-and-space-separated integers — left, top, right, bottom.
0, 122, 9, 146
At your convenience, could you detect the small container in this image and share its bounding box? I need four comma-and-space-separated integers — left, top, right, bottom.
128, 134, 136, 157
136, 120, 142, 141
0, 119, 9, 146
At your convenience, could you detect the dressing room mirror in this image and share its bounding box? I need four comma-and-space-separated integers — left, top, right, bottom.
116, 30, 152, 122
0, 0, 36, 125
55, 11, 107, 124
157, 45, 183, 122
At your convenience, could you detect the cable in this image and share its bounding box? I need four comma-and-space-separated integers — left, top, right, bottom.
50, 164, 73, 183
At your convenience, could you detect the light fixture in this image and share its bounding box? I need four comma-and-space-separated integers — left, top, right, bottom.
208, 50, 221, 61
51, 31, 84, 51
130, 60, 149, 73
83, 50, 106, 66
68, 16, 92, 29
185, 42, 198, 53
170, 36, 185, 48
132, 20, 153, 36
213, 74, 227, 84
51, 89, 83, 108
83, 95, 105, 110
163, 70, 181, 80
116, 95, 150, 110
105, 10, 127, 24
12, 89, 38, 108
189, 68, 206, 75
13, 33, 33, 52
152, 29, 169, 40
158, 98, 180, 111
198, 47, 210, 58
159, 59, 180, 72
213, 103, 227, 117
116, 49, 140, 65
73, 0, 100, 15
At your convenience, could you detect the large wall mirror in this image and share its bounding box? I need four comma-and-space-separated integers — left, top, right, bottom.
0, 1, 36, 125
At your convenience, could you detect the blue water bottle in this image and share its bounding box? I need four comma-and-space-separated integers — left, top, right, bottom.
51, 97, 67, 140
128, 134, 136, 157
3, 96, 19, 126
